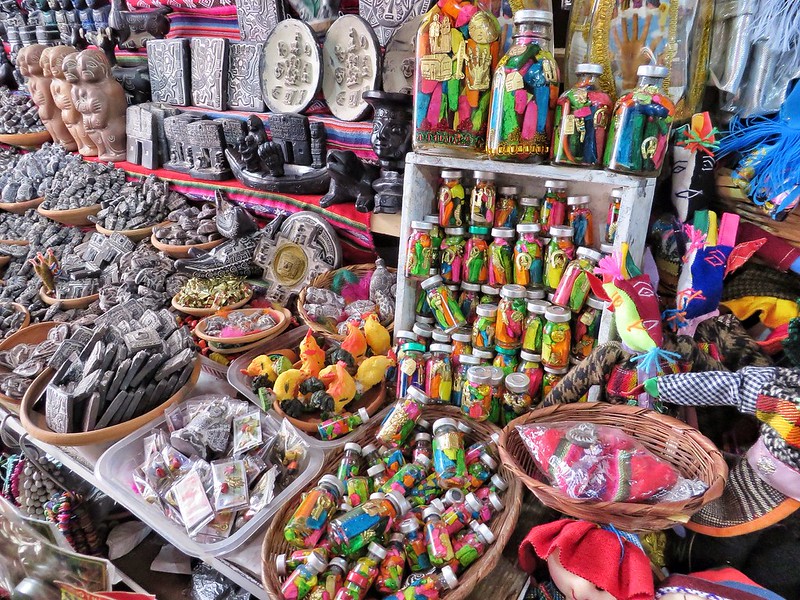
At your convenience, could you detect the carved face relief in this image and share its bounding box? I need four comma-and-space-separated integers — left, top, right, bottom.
260, 19, 321, 114
62, 52, 79, 83
360, 0, 431, 46
78, 50, 109, 82
371, 106, 412, 161
227, 42, 265, 111
147, 38, 190, 106
383, 14, 422, 95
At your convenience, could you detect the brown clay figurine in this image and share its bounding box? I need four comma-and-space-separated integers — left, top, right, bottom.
71, 49, 127, 162
18, 44, 77, 150
45, 46, 97, 156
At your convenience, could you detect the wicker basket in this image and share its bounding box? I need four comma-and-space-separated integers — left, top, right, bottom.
297, 263, 396, 342
262, 406, 522, 600
499, 403, 728, 532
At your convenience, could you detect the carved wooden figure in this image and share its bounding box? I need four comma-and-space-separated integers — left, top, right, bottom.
45, 46, 97, 156
18, 44, 77, 150
71, 49, 127, 161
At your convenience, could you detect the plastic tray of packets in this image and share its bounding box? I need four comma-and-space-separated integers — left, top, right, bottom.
95, 393, 324, 559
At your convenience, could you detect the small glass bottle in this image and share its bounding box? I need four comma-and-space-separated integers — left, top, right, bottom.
466, 490, 504, 524
376, 387, 427, 448
541, 306, 572, 369
432, 328, 451, 344
413, 319, 435, 347
472, 347, 495, 366
480, 283, 500, 306
311, 556, 347, 600
461, 366, 493, 422
432, 417, 467, 489
383, 447, 407, 477
543, 226, 575, 292
334, 542, 386, 600
415, 285, 434, 321
502, 371, 533, 425
494, 186, 519, 228
518, 350, 544, 400
495, 284, 528, 349
571, 294, 605, 362
605, 187, 623, 244
449, 522, 495, 574
542, 365, 569, 398
452, 353, 480, 407
438, 170, 466, 228
551, 63, 613, 168
465, 432, 500, 465
423, 506, 455, 567
422, 274, 467, 333
566, 195, 593, 248
458, 282, 482, 325
396, 342, 426, 398
488, 227, 515, 287
486, 9, 559, 162
462, 226, 490, 285
518, 195, 541, 224
375, 533, 407, 594
493, 345, 519, 376
464, 452, 498, 492
361, 443, 383, 469
276, 549, 329, 577
488, 365, 505, 424
471, 303, 497, 351
449, 328, 472, 367
439, 227, 467, 285
380, 455, 431, 497
470, 171, 497, 226
522, 299, 549, 354
408, 471, 443, 507
405, 220, 434, 279
604, 65, 676, 176
551, 247, 602, 312
425, 214, 443, 269
399, 517, 432, 573
345, 475, 371, 507
440, 490, 472, 536
382, 566, 458, 600
336, 443, 363, 481
329, 492, 410, 558
425, 343, 453, 404
367, 463, 389, 492
600, 242, 615, 258
284, 474, 344, 549
412, 432, 433, 464
317, 407, 370, 441
514, 223, 544, 289
282, 552, 328, 600
540, 180, 568, 234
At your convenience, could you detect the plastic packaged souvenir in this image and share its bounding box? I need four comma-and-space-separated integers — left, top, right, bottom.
501, 371, 533, 425
605, 188, 623, 244
571, 295, 605, 361
541, 365, 568, 398
462, 226, 490, 284
552, 63, 613, 168
517, 422, 706, 502
522, 299, 549, 354
312, 557, 347, 600
346, 476, 371, 508
232, 409, 262, 456
471, 303, 497, 350
432, 418, 467, 489
282, 552, 328, 600
171, 467, 215, 536
541, 306, 572, 369
488, 227, 515, 287
458, 282, 482, 325
423, 506, 455, 567
518, 195, 541, 224
383, 566, 459, 600
376, 533, 407, 593
396, 343, 426, 398
566, 196, 593, 248
495, 284, 527, 349
492, 345, 519, 376
425, 344, 454, 404
514, 223, 544, 288
449, 522, 495, 573
604, 65, 675, 176
540, 180, 568, 234
449, 328, 472, 366
318, 408, 371, 442
399, 517, 432, 572
452, 354, 481, 407
438, 170, 467, 228
412, 432, 433, 464
211, 459, 249, 513
551, 247, 602, 312
336, 443, 363, 482
334, 543, 386, 600
543, 226, 574, 292
494, 186, 519, 228
329, 492, 410, 558
284, 474, 344, 549
440, 227, 467, 285
470, 171, 497, 226
422, 275, 467, 333
377, 387, 428, 448
406, 221, 435, 279
486, 10, 559, 162
461, 366, 493, 421
517, 350, 544, 399
380, 456, 432, 497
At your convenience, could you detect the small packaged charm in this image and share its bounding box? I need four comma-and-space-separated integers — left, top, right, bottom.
335, 542, 386, 600
494, 186, 519, 228
211, 459, 249, 512
171, 468, 215, 535
449, 522, 495, 573
450, 328, 472, 367
232, 409, 262, 456
438, 170, 466, 228
470, 172, 497, 226
382, 566, 458, 600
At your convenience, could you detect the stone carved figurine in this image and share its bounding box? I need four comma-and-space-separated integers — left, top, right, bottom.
96, 26, 150, 105
71, 49, 127, 162
319, 150, 378, 211
45, 46, 97, 155
18, 44, 77, 150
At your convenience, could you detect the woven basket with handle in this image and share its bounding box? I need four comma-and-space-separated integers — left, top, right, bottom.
262, 405, 522, 600
499, 403, 728, 532
297, 263, 396, 343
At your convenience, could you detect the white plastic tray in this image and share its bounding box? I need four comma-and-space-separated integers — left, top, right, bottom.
95, 394, 323, 559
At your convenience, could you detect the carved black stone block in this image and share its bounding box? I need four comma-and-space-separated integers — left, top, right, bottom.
191, 37, 228, 111
163, 112, 202, 174
269, 113, 311, 167
236, 0, 283, 41
187, 120, 231, 181
126, 104, 156, 168
147, 38, 190, 106
227, 41, 265, 112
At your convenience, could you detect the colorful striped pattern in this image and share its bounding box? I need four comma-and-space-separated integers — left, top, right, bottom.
166, 9, 242, 40
757, 395, 800, 449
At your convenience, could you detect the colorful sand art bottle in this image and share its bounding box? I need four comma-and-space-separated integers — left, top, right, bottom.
284, 475, 344, 549
328, 492, 411, 558
383, 566, 459, 600
281, 552, 328, 600
334, 543, 386, 600
423, 506, 455, 567
375, 533, 407, 594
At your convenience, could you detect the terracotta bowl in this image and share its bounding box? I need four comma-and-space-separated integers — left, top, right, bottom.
96, 222, 162, 243
194, 307, 288, 344
0, 240, 30, 267
39, 286, 99, 309
0, 131, 52, 148
37, 204, 101, 226
0, 196, 44, 214
20, 358, 201, 446
171, 288, 253, 318
0, 321, 58, 409
150, 231, 224, 259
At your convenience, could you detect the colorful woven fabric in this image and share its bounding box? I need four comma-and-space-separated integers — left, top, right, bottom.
127, 0, 234, 8
166, 8, 241, 39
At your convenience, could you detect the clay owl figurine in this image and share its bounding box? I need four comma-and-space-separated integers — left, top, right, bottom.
44, 46, 97, 156
18, 44, 77, 150
71, 49, 127, 162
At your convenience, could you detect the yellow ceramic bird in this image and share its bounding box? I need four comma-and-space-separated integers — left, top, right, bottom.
364, 314, 391, 355
355, 355, 395, 394
319, 361, 357, 413
273, 369, 306, 402
243, 354, 271, 378
340, 323, 367, 359
299, 330, 326, 377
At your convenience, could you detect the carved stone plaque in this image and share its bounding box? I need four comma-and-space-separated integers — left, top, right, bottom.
236, 0, 284, 42
322, 15, 381, 121
359, 0, 432, 47
383, 14, 424, 95
260, 18, 321, 115
147, 39, 190, 106
191, 37, 228, 111
227, 41, 266, 112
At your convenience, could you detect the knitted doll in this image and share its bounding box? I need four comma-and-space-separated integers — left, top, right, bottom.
519, 519, 654, 600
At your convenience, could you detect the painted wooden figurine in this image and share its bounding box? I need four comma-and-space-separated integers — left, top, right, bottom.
44, 46, 97, 156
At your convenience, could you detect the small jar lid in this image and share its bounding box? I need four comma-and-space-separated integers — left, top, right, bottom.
586, 295, 607, 310
399, 518, 420, 533
480, 452, 499, 470
422, 505, 442, 519
451, 329, 472, 343
576, 247, 603, 263
396, 329, 416, 341
505, 371, 531, 393
414, 432, 432, 442
424, 214, 440, 225
386, 490, 412, 515
494, 345, 517, 355
520, 196, 540, 206
459, 354, 481, 366
638, 64, 669, 78
544, 365, 570, 374
488, 491, 504, 512
490, 473, 508, 492
344, 442, 362, 454
610, 187, 625, 198
416, 315, 435, 325
407, 386, 431, 403
475, 303, 498, 317
600, 242, 615, 255
444, 227, 467, 236
491, 227, 515, 239
473, 170, 496, 180
526, 288, 546, 301
411, 220, 433, 230
415, 454, 432, 468
362, 443, 378, 455
430, 343, 453, 354
517, 223, 541, 234
421, 274, 444, 290
469, 225, 490, 236
544, 180, 568, 190
441, 169, 463, 179
500, 284, 527, 299
368, 542, 387, 560
567, 195, 590, 206
431, 329, 451, 343
488, 366, 505, 384
475, 522, 496, 544
576, 62, 603, 75
545, 306, 571, 323
460, 282, 482, 292
306, 552, 329, 574
481, 285, 500, 296
472, 348, 495, 360
412, 322, 433, 338
416, 418, 431, 431
441, 565, 459, 590
499, 186, 518, 195
319, 474, 345, 495
429, 267, 439, 276
432, 417, 458, 434
367, 463, 386, 476
444, 488, 465, 506
520, 350, 541, 363
549, 225, 574, 237
389, 532, 406, 544
527, 299, 550, 314
466, 365, 493, 384
356, 407, 370, 423
328, 557, 348, 572
515, 8, 552, 23
400, 342, 426, 353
